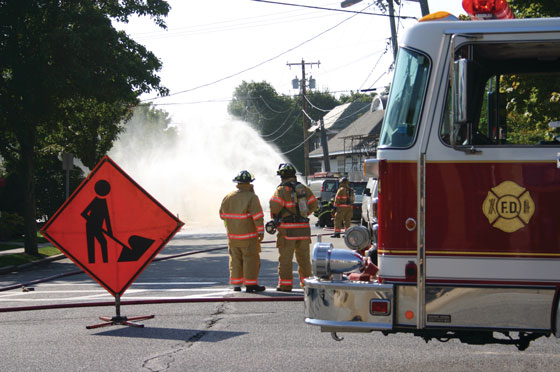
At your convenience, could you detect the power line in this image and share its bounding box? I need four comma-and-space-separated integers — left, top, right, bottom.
359, 39, 391, 90
250, 0, 418, 20
264, 116, 300, 143
247, 94, 278, 121
278, 131, 316, 155
258, 95, 292, 114
333, 102, 371, 122
302, 108, 317, 122
142, 2, 374, 102
303, 95, 331, 113
131, 12, 339, 41
260, 106, 297, 138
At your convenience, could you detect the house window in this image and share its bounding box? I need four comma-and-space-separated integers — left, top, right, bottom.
337, 156, 345, 172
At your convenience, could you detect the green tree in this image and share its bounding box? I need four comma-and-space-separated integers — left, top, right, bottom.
501, 1, 560, 143
228, 81, 305, 170
113, 103, 178, 155
339, 91, 377, 104
510, 0, 560, 18
0, 0, 170, 255
228, 81, 343, 172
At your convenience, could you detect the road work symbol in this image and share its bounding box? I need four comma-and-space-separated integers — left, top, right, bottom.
42, 156, 184, 296
81, 179, 155, 264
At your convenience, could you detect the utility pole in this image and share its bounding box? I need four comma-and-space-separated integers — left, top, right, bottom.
341, 0, 431, 61
387, 0, 398, 60
287, 59, 320, 181
416, 0, 430, 17
319, 119, 331, 172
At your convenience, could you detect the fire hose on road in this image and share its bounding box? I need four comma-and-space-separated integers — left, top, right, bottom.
0, 233, 333, 313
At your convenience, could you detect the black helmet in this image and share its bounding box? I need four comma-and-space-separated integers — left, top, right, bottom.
340, 177, 349, 184
233, 170, 255, 183
277, 163, 296, 177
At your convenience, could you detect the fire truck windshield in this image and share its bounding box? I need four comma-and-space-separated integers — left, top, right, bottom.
379, 48, 430, 148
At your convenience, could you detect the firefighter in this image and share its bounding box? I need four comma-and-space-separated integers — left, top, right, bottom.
269, 163, 318, 292
314, 199, 334, 228
219, 170, 266, 293
331, 177, 354, 238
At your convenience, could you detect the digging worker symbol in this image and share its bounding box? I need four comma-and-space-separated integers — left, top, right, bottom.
219, 170, 266, 293
81, 179, 155, 264
270, 163, 318, 292
81, 180, 112, 264
332, 177, 354, 238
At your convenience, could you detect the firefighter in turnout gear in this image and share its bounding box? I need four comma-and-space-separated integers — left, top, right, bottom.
331, 177, 354, 238
269, 163, 318, 292
219, 170, 266, 293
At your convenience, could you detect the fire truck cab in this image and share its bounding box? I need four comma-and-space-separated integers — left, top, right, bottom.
304, 4, 560, 350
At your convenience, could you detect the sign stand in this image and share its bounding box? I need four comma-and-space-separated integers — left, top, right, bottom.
41, 156, 183, 330
86, 294, 154, 329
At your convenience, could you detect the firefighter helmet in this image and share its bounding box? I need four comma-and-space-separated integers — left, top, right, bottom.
233, 170, 254, 183
277, 163, 296, 177
340, 177, 349, 184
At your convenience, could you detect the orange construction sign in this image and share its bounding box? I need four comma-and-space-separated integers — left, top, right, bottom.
41, 156, 184, 296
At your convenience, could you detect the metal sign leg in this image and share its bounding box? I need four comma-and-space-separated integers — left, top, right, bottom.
86, 294, 154, 329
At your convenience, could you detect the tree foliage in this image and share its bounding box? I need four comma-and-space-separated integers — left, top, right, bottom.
113, 103, 178, 156
510, 0, 560, 18
228, 81, 343, 173
501, 1, 560, 144
0, 0, 170, 254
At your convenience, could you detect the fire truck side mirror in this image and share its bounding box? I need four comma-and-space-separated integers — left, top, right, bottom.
453, 58, 471, 126
450, 58, 476, 147
363, 159, 379, 179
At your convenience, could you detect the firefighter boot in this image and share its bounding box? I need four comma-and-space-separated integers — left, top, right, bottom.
246, 285, 266, 293
331, 232, 341, 238
233, 287, 241, 292
276, 287, 292, 292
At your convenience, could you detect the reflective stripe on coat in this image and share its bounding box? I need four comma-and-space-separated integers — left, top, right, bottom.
269, 177, 319, 240
220, 183, 264, 246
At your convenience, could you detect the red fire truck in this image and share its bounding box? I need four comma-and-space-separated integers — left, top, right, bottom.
304, 0, 560, 350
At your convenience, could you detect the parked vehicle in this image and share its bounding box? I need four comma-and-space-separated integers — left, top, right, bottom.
305, 2, 560, 350
361, 177, 378, 239
308, 178, 338, 203
349, 181, 366, 222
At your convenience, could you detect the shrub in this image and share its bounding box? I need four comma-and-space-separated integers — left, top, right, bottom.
0, 211, 25, 241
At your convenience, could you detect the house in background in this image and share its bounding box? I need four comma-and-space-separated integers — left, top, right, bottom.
309, 96, 385, 181
308, 101, 371, 152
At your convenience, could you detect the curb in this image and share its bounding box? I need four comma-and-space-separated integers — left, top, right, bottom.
0, 254, 67, 275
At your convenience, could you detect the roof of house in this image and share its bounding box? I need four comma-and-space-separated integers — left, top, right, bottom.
308, 101, 371, 133
309, 108, 384, 158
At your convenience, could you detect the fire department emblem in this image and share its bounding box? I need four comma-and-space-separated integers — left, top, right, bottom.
482, 181, 535, 233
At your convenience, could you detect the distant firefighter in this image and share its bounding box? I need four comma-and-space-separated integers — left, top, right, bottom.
314, 199, 334, 228
331, 177, 354, 238
219, 170, 266, 293
269, 163, 318, 292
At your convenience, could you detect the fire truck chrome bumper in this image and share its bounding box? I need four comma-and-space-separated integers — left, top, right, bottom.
304, 278, 394, 331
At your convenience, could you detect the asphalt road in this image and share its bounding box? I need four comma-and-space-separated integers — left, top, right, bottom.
2, 223, 560, 372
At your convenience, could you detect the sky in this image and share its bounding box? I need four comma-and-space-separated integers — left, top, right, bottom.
119, 0, 466, 126
110, 0, 467, 228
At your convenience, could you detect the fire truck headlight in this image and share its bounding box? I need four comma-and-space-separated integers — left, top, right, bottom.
312, 242, 364, 279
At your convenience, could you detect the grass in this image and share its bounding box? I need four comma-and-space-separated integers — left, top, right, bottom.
9, 233, 49, 245
0, 231, 50, 252
0, 245, 61, 269
0, 243, 21, 252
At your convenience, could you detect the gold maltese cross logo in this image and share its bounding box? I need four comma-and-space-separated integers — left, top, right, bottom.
482, 181, 535, 233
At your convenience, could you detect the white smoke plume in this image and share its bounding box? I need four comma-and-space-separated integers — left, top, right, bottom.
109, 113, 288, 233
